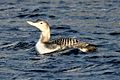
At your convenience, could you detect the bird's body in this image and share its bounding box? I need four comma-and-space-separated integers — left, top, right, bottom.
27, 19, 96, 54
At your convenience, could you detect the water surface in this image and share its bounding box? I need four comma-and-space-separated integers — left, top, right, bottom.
0, 0, 120, 80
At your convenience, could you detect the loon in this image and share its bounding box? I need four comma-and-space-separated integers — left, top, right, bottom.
27, 19, 96, 54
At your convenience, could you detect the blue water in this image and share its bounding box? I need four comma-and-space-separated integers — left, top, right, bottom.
0, 0, 120, 80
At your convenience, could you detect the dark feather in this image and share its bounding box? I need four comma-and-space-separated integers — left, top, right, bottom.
44, 38, 96, 52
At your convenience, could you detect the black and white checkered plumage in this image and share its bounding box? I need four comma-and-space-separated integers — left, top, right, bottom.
40, 37, 96, 54
27, 19, 96, 54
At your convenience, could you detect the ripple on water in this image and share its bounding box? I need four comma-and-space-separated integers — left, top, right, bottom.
108, 32, 120, 36
0, 0, 120, 80
0, 41, 35, 52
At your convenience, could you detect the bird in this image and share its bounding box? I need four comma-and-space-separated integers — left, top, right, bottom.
27, 19, 96, 54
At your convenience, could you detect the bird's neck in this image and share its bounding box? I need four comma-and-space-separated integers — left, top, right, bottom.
40, 29, 51, 43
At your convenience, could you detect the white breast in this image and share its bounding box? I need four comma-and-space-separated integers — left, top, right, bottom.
35, 41, 61, 54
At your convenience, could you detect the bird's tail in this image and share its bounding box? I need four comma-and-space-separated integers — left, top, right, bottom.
75, 42, 96, 52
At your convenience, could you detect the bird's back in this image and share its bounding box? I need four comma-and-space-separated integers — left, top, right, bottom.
45, 38, 96, 52
51, 38, 79, 49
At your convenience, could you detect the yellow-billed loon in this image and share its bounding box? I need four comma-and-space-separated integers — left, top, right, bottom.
27, 19, 96, 54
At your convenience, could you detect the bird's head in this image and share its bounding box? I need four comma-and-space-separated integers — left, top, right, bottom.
27, 19, 50, 32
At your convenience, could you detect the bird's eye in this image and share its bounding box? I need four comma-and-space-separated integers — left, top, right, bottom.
40, 23, 43, 24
